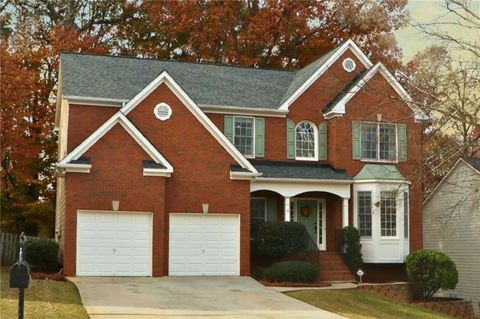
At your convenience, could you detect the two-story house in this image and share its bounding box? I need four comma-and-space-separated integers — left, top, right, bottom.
55, 39, 425, 278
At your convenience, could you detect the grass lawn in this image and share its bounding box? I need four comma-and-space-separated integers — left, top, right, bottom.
286, 289, 450, 319
1, 269, 88, 319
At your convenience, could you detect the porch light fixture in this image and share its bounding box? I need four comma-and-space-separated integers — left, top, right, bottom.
112, 200, 120, 211
377, 113, 382, 122
202, 203, 209, 214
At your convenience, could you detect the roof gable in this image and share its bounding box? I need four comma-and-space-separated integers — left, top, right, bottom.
323, 62, 428, 120
57, 112, 173, 176
120, 71, 258, 175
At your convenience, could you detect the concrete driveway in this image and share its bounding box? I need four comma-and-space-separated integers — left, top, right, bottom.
69, 276, 346, 319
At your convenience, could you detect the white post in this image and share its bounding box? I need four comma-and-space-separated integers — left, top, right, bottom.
284, 197, 291, 222
342, 197, 349, 228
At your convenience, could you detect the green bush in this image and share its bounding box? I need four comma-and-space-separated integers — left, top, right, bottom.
264, 261, 319, 283
251, 221, 309, 260
405, 249, 458, 300
25, 239, 60, 273
342, 226, 363, 273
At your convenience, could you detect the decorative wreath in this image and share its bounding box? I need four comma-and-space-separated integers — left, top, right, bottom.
300, 206, 312, 217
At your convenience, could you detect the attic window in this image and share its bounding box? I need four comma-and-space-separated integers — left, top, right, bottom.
154, 103, 172, 121
342, 58, 356, 72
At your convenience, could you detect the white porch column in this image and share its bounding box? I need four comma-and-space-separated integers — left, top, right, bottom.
342, 197, 349, 228
284, 197, 291, 222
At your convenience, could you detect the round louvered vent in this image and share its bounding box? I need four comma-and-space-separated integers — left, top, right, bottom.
342, 58, 356, 72
154, 103, 172, 121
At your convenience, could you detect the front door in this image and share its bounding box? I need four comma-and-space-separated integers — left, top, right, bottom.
294, 199, 326, 251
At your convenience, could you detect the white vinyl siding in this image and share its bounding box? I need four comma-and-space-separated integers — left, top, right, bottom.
423, 161, 480, 315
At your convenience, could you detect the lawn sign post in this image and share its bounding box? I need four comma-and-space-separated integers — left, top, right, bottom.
9, 232, 31, 319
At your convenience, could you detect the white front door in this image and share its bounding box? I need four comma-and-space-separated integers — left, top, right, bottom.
76, 211, 152, 276
168, 214, 240, 276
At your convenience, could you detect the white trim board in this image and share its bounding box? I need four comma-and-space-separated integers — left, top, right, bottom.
324, 62, 428, 121
119, 71, 258, 174
200, 104, 288, 118
57, 112, 174, 176
279, 39, 373, 111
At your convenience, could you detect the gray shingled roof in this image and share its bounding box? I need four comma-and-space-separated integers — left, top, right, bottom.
231, 160, 352, 180
60, 50, 338, 109
464, 157, 480, 173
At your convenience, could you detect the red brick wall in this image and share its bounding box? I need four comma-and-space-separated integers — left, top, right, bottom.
67, 104, 117, 152
64, 83, 251, 276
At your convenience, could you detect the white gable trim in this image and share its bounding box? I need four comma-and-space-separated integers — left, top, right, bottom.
120, 71, 258, 174
324, 62, 428, 121
57, 112, 174, 175
279, 39, 373, 111
423, 158, 480, 205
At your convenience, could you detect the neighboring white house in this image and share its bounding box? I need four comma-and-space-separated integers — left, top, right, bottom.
423, 157, 480, 315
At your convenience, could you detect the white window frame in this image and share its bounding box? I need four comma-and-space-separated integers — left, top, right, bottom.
359, 121, 398, 163
380, 191, 398, 238
357, 191, 373, 238
295, 120, 318, 161
233, 116, 255, 159
250, 197, 267, 222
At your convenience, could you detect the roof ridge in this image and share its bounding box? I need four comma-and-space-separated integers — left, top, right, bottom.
59, 51, 296, 73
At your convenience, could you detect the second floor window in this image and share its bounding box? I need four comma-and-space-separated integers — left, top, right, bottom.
360, 122, 397, 162
234, 116, 254, 157
296, 121, 317, 160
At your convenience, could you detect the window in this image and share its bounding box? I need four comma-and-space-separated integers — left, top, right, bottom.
233, 117, 254, 157
251, 198, 266, 222
357, 191, 372, 237
381, 192, 397, 237
296, 121, 317, 160
360, 122, 397, 162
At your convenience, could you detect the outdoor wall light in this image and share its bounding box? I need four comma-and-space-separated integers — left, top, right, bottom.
202, 203, 209, 214
377, 113, 382, 121
112, 200, 120, 211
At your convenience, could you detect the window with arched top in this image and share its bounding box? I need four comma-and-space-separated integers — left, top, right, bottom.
295, 121, 317, 160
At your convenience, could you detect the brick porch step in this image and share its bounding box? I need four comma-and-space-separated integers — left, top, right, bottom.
318, 251, 355, 282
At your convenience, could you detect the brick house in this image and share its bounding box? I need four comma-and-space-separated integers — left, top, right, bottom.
55, 39, 426, 278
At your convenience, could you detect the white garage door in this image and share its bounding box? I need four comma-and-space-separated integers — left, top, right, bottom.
76, 211, 152, 276
169, 214, 240, 276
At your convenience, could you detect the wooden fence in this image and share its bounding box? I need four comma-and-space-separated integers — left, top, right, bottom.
0, 232, 54, 266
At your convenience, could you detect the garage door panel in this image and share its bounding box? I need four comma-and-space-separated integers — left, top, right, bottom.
76, 211, 152, 276
169, 214, 239, 276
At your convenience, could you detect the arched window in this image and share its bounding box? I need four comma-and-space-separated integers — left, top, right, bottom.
295, 121, 317, 160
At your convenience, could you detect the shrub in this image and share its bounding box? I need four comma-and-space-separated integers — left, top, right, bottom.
405, 249, 458, 300
25, 239, 60, 273
342, 226, 363, 273
251, 221, 309, 260
264, 261, 319, 283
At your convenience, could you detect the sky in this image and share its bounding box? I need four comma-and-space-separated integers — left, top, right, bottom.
394, 0, 480, 62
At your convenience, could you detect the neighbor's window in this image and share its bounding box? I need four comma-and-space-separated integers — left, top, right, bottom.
360, 122, 397, 161
381, 192, 397, 237
357, 191, 372, 237
296, 121, 317, 160
233, 116, 254, 157
251, 198, 266, 222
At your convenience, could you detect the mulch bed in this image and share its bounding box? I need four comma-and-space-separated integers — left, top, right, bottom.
260, 280, 331, 287
30, 271, 65, 281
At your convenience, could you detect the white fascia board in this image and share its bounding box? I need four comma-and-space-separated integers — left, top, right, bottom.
120, 71, 258, 174
279, 39, 373, 111
255, 177, 353, 184
230, 171, 263, 180
59, 112, 174, 174
56, 163, 91, 173
324, 62, 428, 121
63, 95, 127, 107
200, 104, 288, 118
143, 168, 172, 177
353, 179, 411, 185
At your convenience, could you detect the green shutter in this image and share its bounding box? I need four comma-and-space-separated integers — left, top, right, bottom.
398, 124, 407, 162
266, 198, 277, 221
255, 117, 265, 158
318, 122, 328, 160
224, 115, 233, 143
287, 119, 295, 159
352, 121, 361, 160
